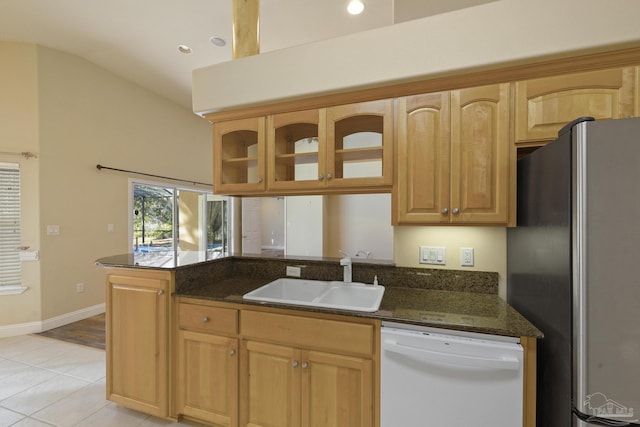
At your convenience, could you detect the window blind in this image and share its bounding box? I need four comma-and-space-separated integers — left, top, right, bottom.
0, 163, 20, 287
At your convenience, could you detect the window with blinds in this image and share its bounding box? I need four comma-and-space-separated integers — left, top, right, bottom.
0, 163, 20, 287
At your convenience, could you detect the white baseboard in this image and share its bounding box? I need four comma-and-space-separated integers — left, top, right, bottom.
0, 303, 105, 338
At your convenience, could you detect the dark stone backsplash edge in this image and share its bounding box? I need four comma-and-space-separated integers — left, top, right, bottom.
175, 256, 498, 295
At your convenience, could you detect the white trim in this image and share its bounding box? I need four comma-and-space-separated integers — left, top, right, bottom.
0, 285, 29, 295
0, 303, 105, 338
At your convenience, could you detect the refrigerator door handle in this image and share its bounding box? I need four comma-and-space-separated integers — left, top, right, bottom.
382, 339, 520, 371
573, 407, 639, 426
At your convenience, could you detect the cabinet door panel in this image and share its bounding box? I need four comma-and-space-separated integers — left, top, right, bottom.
267, 109, 326, 191
395, 93, 450, 224
515, 67, 637, 143
301, 350, 373, 427
178, 330, 238, 426
241, 340, 301, 427
451, 84, 510, 224
213, 117, 266, 194
325, 99, 393, 189
107, 275, 168, 417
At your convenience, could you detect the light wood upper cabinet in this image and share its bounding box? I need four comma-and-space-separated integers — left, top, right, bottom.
213, 117, 266, 194
395, 84, 511, 225
395, 92, 451, 224
450, 83, 511, 224
267, 109, 325, 192
515, 66, 638, 144
325, 99, 394, 190
106, 269, 172, 418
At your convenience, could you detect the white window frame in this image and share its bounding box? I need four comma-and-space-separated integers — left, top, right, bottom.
0, 162, 27, 295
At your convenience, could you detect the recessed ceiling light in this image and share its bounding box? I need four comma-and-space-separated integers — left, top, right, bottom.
347, 0, 365, 15
210, 37, 227, 47
177, 44, 192, 54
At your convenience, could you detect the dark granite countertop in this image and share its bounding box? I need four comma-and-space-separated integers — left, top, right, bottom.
97, 253, 542, 339
176, 279, 541, 338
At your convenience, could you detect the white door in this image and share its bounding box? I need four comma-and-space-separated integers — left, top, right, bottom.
242, 197, 261, 254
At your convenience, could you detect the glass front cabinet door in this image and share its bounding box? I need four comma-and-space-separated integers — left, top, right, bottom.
267, 109, 325, 192
325, 99, 393, 190
213, 117, 266, 194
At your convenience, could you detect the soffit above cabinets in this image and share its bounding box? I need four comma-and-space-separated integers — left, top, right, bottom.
192, 0, 640, 116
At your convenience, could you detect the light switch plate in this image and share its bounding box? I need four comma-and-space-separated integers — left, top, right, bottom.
46, 225, 60, 236
419, 246, 446, 265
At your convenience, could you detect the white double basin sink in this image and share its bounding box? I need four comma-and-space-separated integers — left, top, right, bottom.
243, 278, 385, 312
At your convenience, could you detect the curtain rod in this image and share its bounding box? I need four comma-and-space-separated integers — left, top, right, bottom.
0, 151, 38, 159
96, 164, 212, 187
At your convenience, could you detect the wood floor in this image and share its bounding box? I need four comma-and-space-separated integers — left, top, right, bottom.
36, 313, 105, 350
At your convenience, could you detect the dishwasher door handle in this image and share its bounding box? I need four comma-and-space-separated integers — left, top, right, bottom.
383, 339, 521, 371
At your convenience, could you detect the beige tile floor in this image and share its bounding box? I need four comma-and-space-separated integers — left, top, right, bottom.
0, 334, 204, 427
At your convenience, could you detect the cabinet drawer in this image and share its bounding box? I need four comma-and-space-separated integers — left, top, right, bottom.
179, 303, 238, 335
240, 310, 373, 357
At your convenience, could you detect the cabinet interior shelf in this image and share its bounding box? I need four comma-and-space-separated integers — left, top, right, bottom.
275, 152, 319, 166
222, 157, 258, 164
335, 146, 383, 162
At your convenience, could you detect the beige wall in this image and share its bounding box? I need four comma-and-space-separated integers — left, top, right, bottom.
0, 42, 42, 325
178, 191, 201, 251
394, 226, 507, 298
0, 42, 212, 331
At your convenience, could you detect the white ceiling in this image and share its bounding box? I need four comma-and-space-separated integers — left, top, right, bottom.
0, 0, 497, 109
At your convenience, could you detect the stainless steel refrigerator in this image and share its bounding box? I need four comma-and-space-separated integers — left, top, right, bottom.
508, 117, 640, 426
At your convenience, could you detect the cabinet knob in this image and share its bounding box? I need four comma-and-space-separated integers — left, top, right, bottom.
257, 177, 263, 183
326, 173, 333, 180
302, 361, 308, 369
441, 208, 449, 215
292, 360, 299, 368
318, 174, 324, 181
157, 290, 164, 295
452, 208, 460, 215
202, 316, 209, 323
229, 349, 235, 356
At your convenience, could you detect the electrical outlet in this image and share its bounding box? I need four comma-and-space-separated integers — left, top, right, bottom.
461, 248, 474, 267
76, 282, 85, 293
286, 266, 301, 277
419, 246, 446, 265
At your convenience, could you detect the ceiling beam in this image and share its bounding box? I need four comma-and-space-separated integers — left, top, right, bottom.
232, 0, 260, 59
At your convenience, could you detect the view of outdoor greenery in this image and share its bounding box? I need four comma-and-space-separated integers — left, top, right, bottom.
132, 184, 228, 253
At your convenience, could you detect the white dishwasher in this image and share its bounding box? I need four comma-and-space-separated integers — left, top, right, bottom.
381, 322, 524, 427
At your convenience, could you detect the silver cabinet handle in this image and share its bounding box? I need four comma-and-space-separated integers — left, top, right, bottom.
292, 360, 299, 368
318, 174, 324, 181
452, 208, 460, 214
326, 173, 333, 180
302, 362, 308, 369
441, 208, 449, 215
157, 290, 164, 295
229, 349, 235, 356
202, 316, 209, 323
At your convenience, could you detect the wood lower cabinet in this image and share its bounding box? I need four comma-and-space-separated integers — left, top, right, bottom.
395, 83, 511, 225
240, 310, 376, 427
176, 303, 239, 427
105, 268, 173, 418
515, 66, 639, 145
302, 350, 373, 427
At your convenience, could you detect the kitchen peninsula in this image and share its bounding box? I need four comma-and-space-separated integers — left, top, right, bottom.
97, 252, 540, 427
